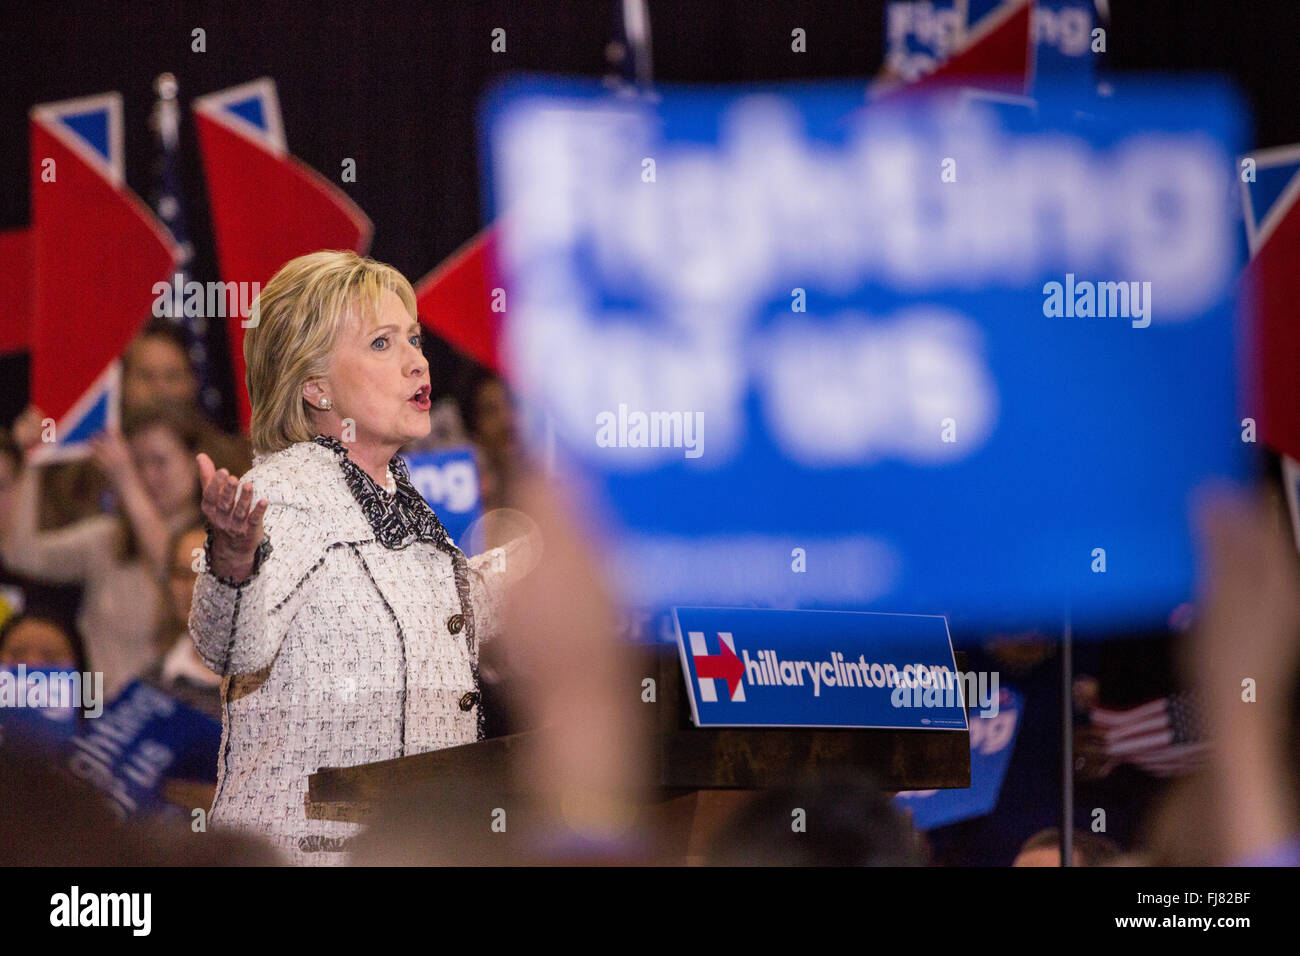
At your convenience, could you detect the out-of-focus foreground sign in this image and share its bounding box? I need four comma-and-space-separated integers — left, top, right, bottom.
485, 78, 1247, 632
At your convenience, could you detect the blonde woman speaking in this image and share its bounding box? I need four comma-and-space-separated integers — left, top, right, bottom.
190, 251, 515, 865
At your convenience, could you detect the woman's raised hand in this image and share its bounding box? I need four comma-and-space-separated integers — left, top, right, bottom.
197, 452, 268, 582
89, 428, 135, 487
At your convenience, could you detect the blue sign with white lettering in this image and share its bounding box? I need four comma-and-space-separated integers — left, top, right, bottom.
400, 447, 483, 552
894, 685, 1022, 829
0, 675, 221, 819
673, 607, 966, 730
485, 78, 1248, 633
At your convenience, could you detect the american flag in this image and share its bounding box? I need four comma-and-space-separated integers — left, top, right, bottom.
1090, 692, 1207, 777
148, 72, 221, 418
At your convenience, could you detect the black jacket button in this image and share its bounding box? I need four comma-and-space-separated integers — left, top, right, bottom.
459, 691, 479, 711
446, 614, 465, 635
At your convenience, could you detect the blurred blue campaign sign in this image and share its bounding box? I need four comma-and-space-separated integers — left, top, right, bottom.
71, 680, 222, 819
0, 675, 221, 819
485, 77, 1248, 633
894, 685, 1022, 830
1031, 0, 1100, 95
400, 447, 483, 552
673, 607, 966, 730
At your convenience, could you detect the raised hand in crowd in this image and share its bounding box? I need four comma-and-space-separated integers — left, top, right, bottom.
1185, 486, 1300, 864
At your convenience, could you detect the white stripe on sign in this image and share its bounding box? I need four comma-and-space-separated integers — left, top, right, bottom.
699, 677, 717, 702
689, 631, 718, 702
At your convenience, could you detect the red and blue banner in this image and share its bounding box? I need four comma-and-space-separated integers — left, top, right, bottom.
28, 92, 181, 460
193, 78, 372, 429
0, 228, 31, 356
415, 228, 504, 374
1241, 144, 1300, 463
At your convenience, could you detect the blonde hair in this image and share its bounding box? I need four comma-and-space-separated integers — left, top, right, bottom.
244, 250, 418, 455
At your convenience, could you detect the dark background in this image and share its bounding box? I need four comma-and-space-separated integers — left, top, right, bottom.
1, 0, 1298, 427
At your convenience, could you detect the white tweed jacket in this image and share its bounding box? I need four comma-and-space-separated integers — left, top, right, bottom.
188, 436, 511, 866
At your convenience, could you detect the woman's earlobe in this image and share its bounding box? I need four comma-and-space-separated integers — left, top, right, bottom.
303, 382, 332, 411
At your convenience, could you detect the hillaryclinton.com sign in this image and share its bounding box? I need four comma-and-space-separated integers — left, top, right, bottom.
486, 77, 1247, 632
673, 607, 966, 730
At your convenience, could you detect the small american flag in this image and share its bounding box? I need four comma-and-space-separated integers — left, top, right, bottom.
1089, 691, 1207, 778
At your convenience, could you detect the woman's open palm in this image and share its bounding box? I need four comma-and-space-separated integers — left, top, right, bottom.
198, 453, 268, 561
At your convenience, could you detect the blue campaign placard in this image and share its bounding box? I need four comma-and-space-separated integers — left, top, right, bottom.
65, 681, 222, 819
400, 447, 483, 552
1031, 0, 1099, 95
894, 685, 1022, 829
673, 607, 966, 730
484, 77, 1248, 633
0, 676, 221, 819
884, 0, 966, 82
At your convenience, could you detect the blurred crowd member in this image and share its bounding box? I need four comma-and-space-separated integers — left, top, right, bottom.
1141, 488, 1300, 866
401, 396, 471, 453
138, 522, 222, 720
1, 403, 203, 697
32, 319, 250, 531
1012, 827, 1120, 867
0, 429, 81, 634
0, 612, 82, 671
0, 744, 280, 866
465, 373, 518, 513
705, 771, 925, 866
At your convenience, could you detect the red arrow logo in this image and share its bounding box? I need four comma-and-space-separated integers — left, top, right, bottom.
695, 639, 746, 699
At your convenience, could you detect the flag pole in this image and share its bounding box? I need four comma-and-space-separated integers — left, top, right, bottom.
621, 0, 654, 89
605, 0, 654, 94
1061, 610, 1074, 867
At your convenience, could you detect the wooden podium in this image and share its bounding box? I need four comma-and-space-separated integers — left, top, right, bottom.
308, 644, 969, 863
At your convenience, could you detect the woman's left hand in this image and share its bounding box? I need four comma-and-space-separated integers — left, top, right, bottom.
89, 428, 135, 487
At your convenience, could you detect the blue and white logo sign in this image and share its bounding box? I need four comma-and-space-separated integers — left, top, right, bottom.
673, 607, 966, 730
486, 78, 1248, 632
400, 447, 483, 551
894, 685, 1022, 829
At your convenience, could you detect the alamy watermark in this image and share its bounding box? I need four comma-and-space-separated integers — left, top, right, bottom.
596, 403, 703, 459
1042, 273, 1152, 328
891, 668, 1000, 718
152, 273, 261, 327
0, 666, 102, 718
50, 886, 150, 936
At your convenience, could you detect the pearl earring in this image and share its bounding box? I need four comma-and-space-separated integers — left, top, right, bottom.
319, 398, 332, 410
